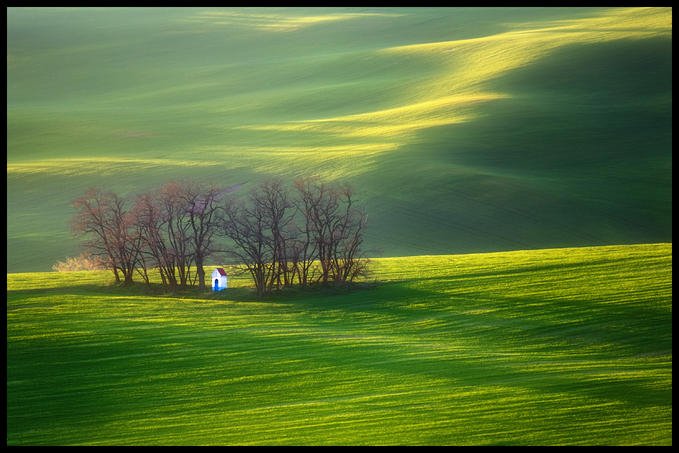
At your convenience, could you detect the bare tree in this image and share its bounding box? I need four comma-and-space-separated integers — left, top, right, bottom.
217, 192, 276, 297
294, 178, 340, 284
131, 192, 171, 286
160, 182, 196, 287
131, 180, 227, 289
254, 180, 296, 289
179, 181, 223, 290
132, 182, 197, 289
292, 179, 321, 286
331, 185, 369, 284
294, 178, 369, 286
72, 188, 141, 285
216, 180, 301, 296
128, 196, 158, 285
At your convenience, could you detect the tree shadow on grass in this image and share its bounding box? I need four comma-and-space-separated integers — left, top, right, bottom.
7, 278, 671, 431
7, 279, 249, 296
6, 280, 382, 306
344, 338, 673, 408
257, 279, 672, 410
246, 290, 673, 409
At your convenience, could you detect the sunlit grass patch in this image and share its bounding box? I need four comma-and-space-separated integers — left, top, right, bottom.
6, 158, 223, 176
184, 10, 403, 33
6, 243, 672, 445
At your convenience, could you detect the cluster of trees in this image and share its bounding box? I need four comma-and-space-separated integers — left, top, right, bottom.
72, 178, 369, 296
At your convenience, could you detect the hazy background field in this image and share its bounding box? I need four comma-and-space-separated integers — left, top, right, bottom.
7, 7, 672, 272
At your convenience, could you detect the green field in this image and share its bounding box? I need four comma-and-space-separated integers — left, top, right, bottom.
6, 7, 673, 272
6, 243, 672, 445
6, 8, 673, 446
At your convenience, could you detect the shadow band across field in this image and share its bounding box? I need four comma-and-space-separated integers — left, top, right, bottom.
8, 273, 671, 412
6, 283, 257, 302
221, 326, 671, 410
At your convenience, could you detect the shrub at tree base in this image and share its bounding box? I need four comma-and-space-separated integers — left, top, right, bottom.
52, 253, 108, 272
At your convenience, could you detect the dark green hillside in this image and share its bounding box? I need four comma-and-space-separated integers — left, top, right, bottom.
356, 37, 672, 256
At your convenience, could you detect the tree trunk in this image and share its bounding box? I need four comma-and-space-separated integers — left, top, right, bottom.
196, 255, 206, 289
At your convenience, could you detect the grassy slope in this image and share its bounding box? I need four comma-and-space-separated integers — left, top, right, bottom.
6, 7, 673, 272
6, 243, 672, 445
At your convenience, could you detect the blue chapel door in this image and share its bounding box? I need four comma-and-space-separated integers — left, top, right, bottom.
214, 278, 219, 290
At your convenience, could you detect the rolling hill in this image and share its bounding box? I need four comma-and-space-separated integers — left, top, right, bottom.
6, 244, 672, 445
6, 7, 672, 272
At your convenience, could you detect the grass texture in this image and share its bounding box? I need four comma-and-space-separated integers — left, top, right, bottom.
6, 243, 672, 445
